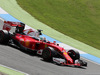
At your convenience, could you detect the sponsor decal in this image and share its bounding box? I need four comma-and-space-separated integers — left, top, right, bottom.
63, 52, 67, 55
20, 38, 24, 45
53, 58, 65, 64
3, 22, 11, 31
25, 40, 30, 47
37, 50, 43, 55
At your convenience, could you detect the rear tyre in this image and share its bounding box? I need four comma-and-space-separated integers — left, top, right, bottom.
42, 47, 57, 62
68, 50, 80, 61
0, 30, 10, 44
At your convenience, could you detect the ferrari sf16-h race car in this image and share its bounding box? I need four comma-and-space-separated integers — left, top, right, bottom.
0, 20, 87, 67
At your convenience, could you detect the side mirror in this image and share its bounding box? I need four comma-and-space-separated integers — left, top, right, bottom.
37, 29, 43, 35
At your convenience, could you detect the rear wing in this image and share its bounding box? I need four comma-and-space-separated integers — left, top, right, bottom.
2, 21, 25, 32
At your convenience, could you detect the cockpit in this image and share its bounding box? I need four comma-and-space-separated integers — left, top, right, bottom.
23, 29, 47, 42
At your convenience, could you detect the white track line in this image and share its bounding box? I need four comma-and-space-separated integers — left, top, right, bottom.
0, 7, 8, 14
0, 64, 29, 75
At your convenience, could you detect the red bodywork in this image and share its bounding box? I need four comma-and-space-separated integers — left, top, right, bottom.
2, 21, 82, 66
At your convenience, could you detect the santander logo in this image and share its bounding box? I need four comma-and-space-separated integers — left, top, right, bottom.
3, 23, 11, 31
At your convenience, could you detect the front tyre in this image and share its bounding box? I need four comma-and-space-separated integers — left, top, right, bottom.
68, 49, 80, 61
42, 47, 56, 62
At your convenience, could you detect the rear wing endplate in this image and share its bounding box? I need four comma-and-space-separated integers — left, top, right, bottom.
2, 21, 25, 32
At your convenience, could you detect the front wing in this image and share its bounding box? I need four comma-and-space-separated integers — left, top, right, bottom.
53, 57, 87, 67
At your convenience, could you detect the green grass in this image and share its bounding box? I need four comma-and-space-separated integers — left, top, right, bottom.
16, 0, 100, 50
0, 65, 25, 75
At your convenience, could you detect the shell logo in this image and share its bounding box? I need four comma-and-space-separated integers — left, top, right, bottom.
25, 40, 30, 47
63, 52, 67, 55
64, 52, 70, 59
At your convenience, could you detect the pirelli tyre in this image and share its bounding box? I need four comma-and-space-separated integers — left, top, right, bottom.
0, 30, 10, 44
68, 50, 80, 61
42, 47, 57, 62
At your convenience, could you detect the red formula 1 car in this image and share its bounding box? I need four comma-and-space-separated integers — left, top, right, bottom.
0, 21, 87, 67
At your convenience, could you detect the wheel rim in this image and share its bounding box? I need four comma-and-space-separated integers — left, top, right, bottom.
68, 50, 80, 60
43, 49, 51, 59
68, 50, 76, 60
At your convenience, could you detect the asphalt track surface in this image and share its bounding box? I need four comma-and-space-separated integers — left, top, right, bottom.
0, 44, 100, 75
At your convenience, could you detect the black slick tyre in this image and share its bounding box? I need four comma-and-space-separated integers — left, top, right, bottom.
0, 30, 10, 44
42, 47, 56, 62
68, 49, 80, 61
